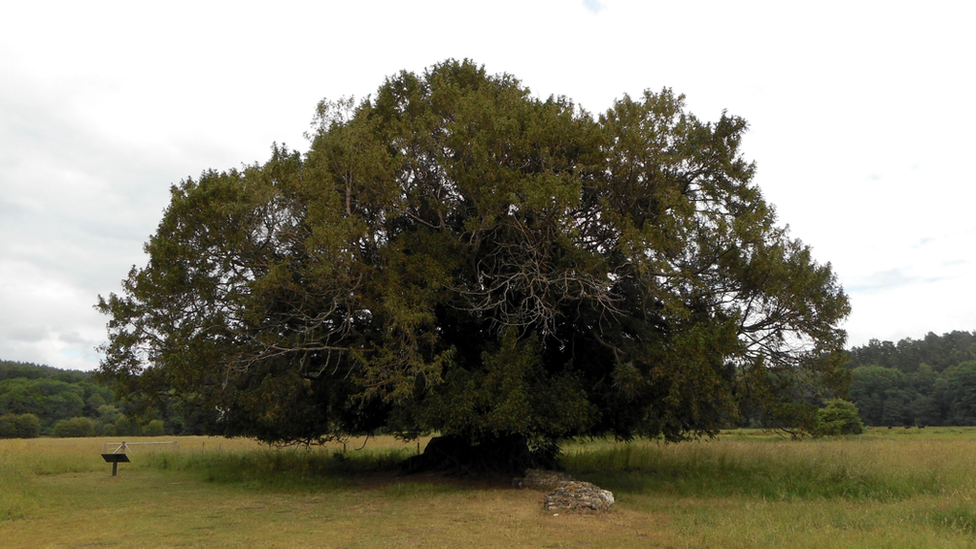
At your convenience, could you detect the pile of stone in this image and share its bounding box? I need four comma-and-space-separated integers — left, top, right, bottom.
514, 469, 615, 513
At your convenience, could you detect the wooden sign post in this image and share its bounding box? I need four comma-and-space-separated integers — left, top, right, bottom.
101, 448, 130, 476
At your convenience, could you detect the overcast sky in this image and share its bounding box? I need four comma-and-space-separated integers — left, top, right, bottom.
2, 1, 974, 371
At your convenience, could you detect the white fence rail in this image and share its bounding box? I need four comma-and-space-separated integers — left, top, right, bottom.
102, 441, 180, 453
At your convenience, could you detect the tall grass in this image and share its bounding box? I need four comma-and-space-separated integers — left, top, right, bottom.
0, 449, 37, 520
140, 445, 414, 491
0, 438, 105, 475
555, 431, 976, 548
562, 433, 966, 501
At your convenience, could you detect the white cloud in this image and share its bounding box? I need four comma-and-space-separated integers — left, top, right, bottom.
583, 0, 606, 15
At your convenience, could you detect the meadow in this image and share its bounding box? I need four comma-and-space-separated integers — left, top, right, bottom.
3, 429, 976, 548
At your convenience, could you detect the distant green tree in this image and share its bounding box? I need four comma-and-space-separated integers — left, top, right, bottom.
0, 360, 90, 381
0, 379, 41, 416
18, 413, 41, 438
882, 388, 917, 427
850, 366, 910, 425
815, 399, 864, 435
97, 404, 122, 424
0, 413, 20, 437
847, 331, 976, 374
0, 360, 182, 435
51, 417, 96, 438
944, 362, 976, 425
144, 419, 166, 436
84, 392, 106, 416
111, 415, 141, 437
912, 392, 946, 427
0, 377, 86, 430
0, 413, 41, 438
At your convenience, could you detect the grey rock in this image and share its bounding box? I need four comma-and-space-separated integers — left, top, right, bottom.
514, 469, 614, 513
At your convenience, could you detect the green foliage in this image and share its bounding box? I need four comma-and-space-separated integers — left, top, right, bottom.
943, 362, 976, 425
0, 413, 42, 438
110, 415, 142, 437
421, 329, 596, 443
144, 419, 166, 436
848, 331, 976, 373
847, 335, 976, 427
815, 399, 864, 436
0, 378, 85, 425
51, 417, 96, 438
845, 332, 976, 427
0, 360, 172, 436
97, 59, 850, 452
850, 366, 909, 426
97, 404, 121, 424
0, 359, 91, 382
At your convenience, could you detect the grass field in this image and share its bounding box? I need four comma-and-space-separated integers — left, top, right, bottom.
3, 428, 976, 548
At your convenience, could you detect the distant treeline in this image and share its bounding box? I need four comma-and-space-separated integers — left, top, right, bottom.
0, 360, 209, 438
6, 331, 976, 438
846, 331, 976, 427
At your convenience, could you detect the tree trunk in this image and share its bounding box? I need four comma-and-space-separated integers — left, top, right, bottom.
399, 434, 551, 476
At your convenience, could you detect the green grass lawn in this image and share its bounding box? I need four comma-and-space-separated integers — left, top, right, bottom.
3, 429, 976, 548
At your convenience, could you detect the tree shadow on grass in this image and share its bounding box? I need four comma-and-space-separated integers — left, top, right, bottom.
142, 446, 520, 494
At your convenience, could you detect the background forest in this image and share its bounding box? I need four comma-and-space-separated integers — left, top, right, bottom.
846, 331, 976, 427
0, 360, 210, 438
2, 330, 975, 438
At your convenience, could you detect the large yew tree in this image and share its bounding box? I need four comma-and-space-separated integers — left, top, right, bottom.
98, 60, 849, 469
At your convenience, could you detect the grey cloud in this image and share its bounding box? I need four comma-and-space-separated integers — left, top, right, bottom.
3, 324, 47, 344
58, 331, 88, 345
849, 269, 953, 294
848, 269, 917, 293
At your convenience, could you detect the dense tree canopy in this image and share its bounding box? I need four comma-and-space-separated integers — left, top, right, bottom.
98, 60, 850, 462
0, 359, 203, 438
847, 331, 976, 374
814, 398, 864, 436
846, 332, 976, 427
